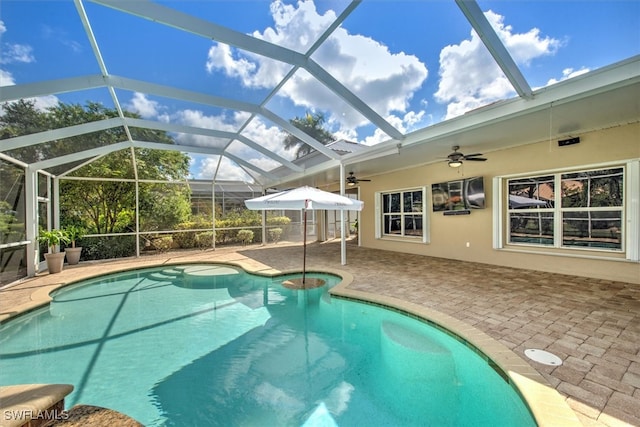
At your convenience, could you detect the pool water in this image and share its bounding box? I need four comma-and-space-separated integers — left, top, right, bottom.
0, 264, 535, 426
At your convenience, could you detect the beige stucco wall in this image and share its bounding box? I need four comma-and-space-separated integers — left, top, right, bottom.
355, 122, 640, 284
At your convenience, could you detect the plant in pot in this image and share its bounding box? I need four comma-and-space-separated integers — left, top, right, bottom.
64, 225, 85, 265
38, 229, 70, 274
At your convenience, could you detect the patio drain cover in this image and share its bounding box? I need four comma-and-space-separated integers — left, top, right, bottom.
524, 349, 563, 366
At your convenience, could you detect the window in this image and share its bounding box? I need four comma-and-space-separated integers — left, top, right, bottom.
377, 188, 427, 241
507, 175, 555, 246
561, 168, 623, 249
506, 167, 624, 251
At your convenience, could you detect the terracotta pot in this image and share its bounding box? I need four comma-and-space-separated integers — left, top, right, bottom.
65, 247, 82, 265
44, 252, 66, 274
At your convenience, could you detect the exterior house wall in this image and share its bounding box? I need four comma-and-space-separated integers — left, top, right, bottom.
355, 122, 640, 284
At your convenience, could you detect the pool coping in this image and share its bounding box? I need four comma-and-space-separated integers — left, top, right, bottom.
1, 259, 582, 427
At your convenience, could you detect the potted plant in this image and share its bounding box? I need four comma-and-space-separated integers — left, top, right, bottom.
38, 229, 70, 274
64, 225, 85, 265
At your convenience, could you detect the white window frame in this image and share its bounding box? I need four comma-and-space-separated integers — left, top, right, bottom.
493, 160, 640, 261
375, 187, 429, 243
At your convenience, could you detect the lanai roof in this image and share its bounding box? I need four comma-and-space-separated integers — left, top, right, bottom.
1, 0, 639, 189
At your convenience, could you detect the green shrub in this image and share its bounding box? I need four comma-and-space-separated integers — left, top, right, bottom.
152, 236, 173, 252
266, 216, 291, 226
82, 236, 136, 260
173, 230, 199, 249
268, 227, 283, 244
215, 228, 230, 244
195, 231, 214, 249
237, 229, 254, 246
173, 218, 212, 248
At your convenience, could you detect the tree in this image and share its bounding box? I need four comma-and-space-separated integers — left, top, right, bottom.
60, 147, 191, 234
1, 100, 192, 235
1, 100, 124, 166
283, 112, 336, 159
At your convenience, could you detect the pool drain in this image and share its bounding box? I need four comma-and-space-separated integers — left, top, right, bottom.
524, 349, 563, 366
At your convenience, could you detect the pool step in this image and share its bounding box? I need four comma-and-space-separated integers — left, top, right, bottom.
148, 269, 183, 282
161, 268, 183, 277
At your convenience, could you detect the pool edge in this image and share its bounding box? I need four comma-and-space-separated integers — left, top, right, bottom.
1, 258, 582, 427
328, 283, 582, 427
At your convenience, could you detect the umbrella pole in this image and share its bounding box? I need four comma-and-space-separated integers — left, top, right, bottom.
302, 209, 307, 285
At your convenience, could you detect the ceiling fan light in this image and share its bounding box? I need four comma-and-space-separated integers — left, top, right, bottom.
347, 181, 356, 186
448, 160, 463, 168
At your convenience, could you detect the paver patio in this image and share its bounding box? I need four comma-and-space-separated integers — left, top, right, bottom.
1, 240, 638, 426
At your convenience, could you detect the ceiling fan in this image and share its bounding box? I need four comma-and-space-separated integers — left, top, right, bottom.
346, 172, 371, 186
446, 145, 487, 168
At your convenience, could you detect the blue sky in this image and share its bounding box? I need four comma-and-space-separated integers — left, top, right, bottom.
1, 0, 639, 180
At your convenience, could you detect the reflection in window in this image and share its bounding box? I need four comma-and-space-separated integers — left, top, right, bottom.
382, 189, 424, 238
508, 175, 555, 246
0, 161, 26, 244
0, 159, 27, 285
508, 175, 554, 209
561, 169, 623, 208
507, 167, 624, 251
562, 211, 622, 249
509, 212, 554, 245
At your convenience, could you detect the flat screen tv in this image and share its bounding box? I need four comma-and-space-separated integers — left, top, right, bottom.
431, 176, 485, 212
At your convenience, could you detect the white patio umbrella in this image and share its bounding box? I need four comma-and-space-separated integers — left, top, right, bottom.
245, 186, 364, 284
508, 194, 548, 208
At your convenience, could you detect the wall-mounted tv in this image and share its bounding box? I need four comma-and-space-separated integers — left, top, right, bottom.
431, 176, 485, 213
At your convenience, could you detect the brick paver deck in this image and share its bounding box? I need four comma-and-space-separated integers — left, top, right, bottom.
1, 240, 638, 426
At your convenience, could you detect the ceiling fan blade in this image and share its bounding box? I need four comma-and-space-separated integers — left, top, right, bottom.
358, 179, 371, 182
464, 157, 487, 161
462, 153, 483, 158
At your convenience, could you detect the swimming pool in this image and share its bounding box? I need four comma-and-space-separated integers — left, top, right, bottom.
0, 264, 535, 426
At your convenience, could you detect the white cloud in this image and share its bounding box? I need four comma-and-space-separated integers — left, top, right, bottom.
124, 92, 162, 119
206, 43, 262, 84
0, 20, 35, 65
0, 43, 34, 64
195, 156, 256, 181
32, 95, 59, 111
41, 24, 83, 54
123, 93, 292, 179
0, 21, 58, 113
435, 10, 560, 120
362, 128, 392, 147
194, 156, 220, 179
205, 0, 428, 143
175, 108, 243, 132
239, 115, 295, 159
545, 67, 590, 86
0, 69, 15, 86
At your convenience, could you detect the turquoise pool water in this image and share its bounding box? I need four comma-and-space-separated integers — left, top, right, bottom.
0, 264, 535, 426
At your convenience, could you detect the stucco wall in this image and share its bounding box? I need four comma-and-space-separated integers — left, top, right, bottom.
356, 122, 640, 284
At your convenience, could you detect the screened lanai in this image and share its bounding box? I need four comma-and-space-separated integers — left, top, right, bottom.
1, 0, 639, 285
